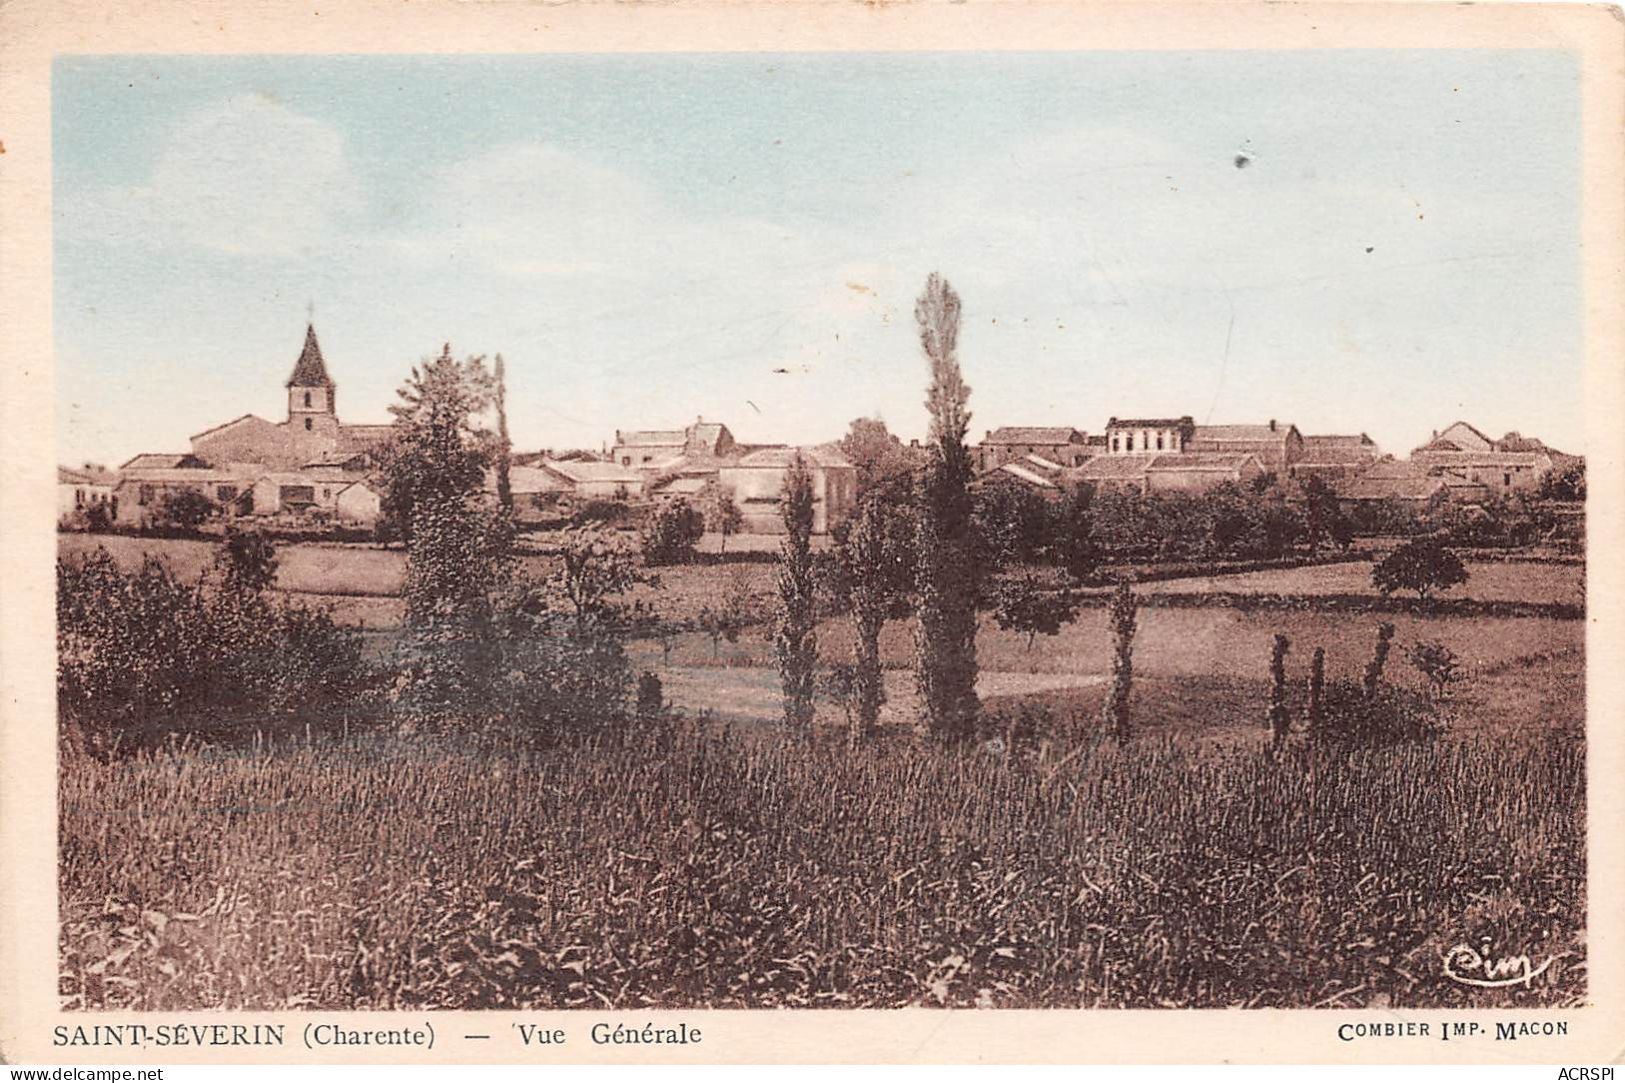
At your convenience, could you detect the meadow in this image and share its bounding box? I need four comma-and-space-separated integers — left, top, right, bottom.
59, 729, 1584, 1011
56, 531, 1588, 1010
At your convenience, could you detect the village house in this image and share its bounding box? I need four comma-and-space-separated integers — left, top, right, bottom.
1103, 416, 1195, 455
1409, 420, 1566, 493
1292, 434, 1382, 482
1072, 451, 1265, 496
610, 418, 737, 470
57, 465, 117, 521
508, 459, 646, 511
1333, 459, 1490, 511
716, 446, 856, 535
973, 454, 1068, 499
111, 467, 248, 525
975, 427, 1092, 472
1187, 421, 1304, 473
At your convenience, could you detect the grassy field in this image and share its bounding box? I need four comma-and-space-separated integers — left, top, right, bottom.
59, 729, 1584, 1011
1135, 559, 1585, 606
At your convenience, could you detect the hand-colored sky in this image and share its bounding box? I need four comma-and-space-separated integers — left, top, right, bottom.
54, 51, 1581, 467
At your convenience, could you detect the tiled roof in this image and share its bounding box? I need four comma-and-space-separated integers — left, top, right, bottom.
1146, 453, 1259, 472
1106, 416, 1194, 430
119, 453, 199, 471
995, 463, 1060, 488
285, 324, 335, 388
190, 414, 273, 441
617, 430, 686, 447
545, 460, 645, 484
1193, 424, 1294, 444
730, 445, 852, 469
1075, 456, 1153, 479
983, 426, 1085, 445
1302, 433, 1376, 448
1335, 476, 1447, 502
58, 466, 117, 486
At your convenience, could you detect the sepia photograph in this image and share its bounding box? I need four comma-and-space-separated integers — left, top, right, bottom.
4, 0, 1623, 1066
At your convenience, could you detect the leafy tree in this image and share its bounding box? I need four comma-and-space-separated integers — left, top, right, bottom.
912, 272, 981, 743
974, 483, 1053, 567
1540, 458, 1585, 502
156, 489, 215, 531
216, 527, 278, 595
1302, 476, 1353, 552
1362, 621, 1396, 699
841, 496, 898, 743
383, 346, 512, 727
697, 569, 756, 659
641, 498, 705, 566
991, 571, 1081, 650
1051, 487, 1101, 581
493, 353, 513, 516
377, 345, 499, 546
549, 527, 651, 622
839, 416, 916, 497
705, 487, 745, 554
775, 453, 819, 736
1371, 537, 1469, 603
1268, 633, 1291, 747
1102, 582, 1138, 741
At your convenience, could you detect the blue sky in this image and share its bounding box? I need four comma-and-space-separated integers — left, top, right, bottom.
54, 51, 1582, 466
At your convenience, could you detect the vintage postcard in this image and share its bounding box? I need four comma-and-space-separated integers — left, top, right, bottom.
2, 0, 1622, 1067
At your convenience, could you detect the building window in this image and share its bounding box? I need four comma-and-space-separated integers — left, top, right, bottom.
1504, 473, 1512, 487
303, 391, 312, 408
621, 456, 631, 466
1111, 436, 1119, 452
305, 417, 313, 431
138, 485, 154, 506
1156, 435, 1164, 450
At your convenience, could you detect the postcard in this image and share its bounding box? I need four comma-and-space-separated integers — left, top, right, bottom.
2, 0, 1621, 1066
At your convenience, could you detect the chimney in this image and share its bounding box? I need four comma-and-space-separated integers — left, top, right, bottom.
1269, 418, 1277, 432
985, 430, 992, 441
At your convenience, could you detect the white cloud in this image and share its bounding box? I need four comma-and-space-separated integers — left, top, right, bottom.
61, 94, 362, 258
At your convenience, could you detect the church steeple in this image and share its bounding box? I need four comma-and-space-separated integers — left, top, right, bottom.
286, 322, 337, 429
286, 322, 335, 389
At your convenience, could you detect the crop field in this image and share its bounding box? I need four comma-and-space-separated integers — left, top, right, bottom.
58, 729, 1584, 1011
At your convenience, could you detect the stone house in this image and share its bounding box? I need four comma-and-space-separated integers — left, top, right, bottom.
1187, 421, 1304, 473
58, 465, 117, 521
1410, 420, 1564, 493
1293, 434, 1382, 482
1103, 416, 1195, 456
976, 427, 1091, 471
716, 446, 856, 535
611, 418, 737, 470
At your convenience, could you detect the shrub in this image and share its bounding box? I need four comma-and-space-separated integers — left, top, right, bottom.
156, 489, 216, 530
1371, 537, 1469, 602
216, 527, 279, 594
1408, 639, 1463, 701
1316, 677, 1442, 746
57, 548, 370, 752
641, 498, 705, 566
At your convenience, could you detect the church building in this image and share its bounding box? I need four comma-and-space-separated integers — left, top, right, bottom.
187, 323, 395, 469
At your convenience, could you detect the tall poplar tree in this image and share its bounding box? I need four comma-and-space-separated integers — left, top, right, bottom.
774, 453, 819, 736
912, 273, 980, 742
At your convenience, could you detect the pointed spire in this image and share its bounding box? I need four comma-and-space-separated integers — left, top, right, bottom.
286, 322, 335, 388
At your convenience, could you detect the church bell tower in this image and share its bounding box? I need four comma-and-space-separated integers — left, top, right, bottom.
286, 322, 339, 438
